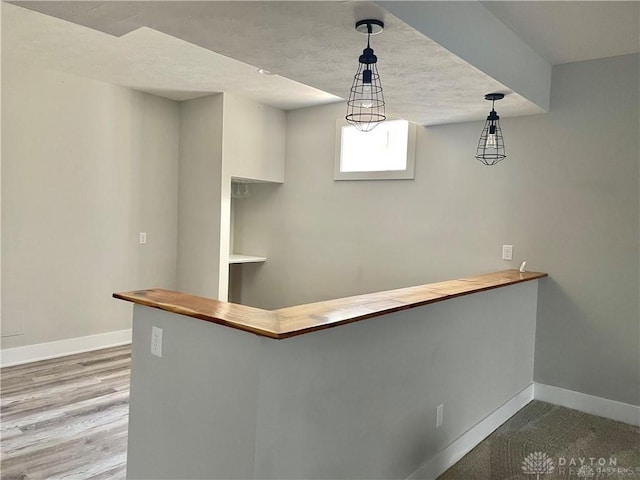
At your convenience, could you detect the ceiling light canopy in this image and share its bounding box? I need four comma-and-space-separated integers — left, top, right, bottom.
475, 93, 506, 166
345, 19, 386, 132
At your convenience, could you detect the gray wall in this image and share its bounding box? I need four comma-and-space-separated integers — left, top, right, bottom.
177, 94, 224, 298
127, 305, 261, 480
177, 93, 285, 301
1, 60, 180, 348
223, 93, 286, 183
127, 281, 538, 479
234, 54, 639, 406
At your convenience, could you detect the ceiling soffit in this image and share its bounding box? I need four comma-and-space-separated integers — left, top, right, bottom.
10, 1, 549, 125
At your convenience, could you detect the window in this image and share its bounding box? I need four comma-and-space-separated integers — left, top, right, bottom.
334, 119, 417, 180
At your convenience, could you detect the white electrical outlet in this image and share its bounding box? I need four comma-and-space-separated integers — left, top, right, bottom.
436, 403, 444, 428
151, 326, 163, 357
502, 244, 513, 261
139, 232, 147, 244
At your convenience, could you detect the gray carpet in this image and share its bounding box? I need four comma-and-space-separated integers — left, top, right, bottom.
438, 400, 640, 480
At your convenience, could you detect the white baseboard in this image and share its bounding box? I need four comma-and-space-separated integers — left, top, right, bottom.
534, 382, 640, 426
406, 383, 535, 480
0, 329, 132, 368
405, 382, 640, 480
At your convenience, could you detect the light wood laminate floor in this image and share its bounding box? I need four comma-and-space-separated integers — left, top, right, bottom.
1, 345, 131, 479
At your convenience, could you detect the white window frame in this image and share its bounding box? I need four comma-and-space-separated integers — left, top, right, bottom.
334, 119, 417, 181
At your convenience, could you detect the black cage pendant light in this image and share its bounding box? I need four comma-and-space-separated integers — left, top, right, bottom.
475, 93, 506, 166
345, 19, 386, 132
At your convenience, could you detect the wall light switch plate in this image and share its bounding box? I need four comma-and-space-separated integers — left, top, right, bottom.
139, 232, 147, 244
436, 404, 444, 428
151, 326, 163, 357
502, 244, 513, 261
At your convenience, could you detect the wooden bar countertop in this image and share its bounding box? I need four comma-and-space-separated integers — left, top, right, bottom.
113, 269, 547, 340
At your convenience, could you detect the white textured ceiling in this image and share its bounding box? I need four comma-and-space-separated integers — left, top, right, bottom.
5, 1, 638, 124
6, 1, 545, 125
482, 1, 640, 65
2, 3, 340, 109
